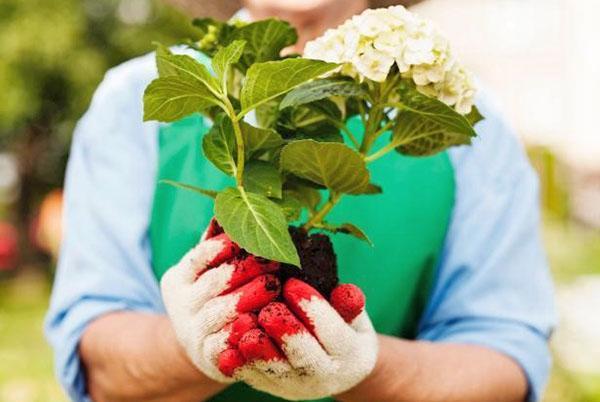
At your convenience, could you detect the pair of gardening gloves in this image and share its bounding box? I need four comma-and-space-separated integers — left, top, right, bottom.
161, 220, 378, 401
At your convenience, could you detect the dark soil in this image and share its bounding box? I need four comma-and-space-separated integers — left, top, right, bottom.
279, 226, 339, 298
209, 219, 339, 298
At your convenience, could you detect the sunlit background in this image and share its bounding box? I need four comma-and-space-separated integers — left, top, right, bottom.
0, 0, 599, 401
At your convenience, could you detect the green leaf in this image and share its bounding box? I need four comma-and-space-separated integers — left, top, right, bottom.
160, 180, 217, 198
280, 77, 365, 110
229, 19, 298, 70
335, 223, 372, 245
255, 99, 281, 129
284, 182, 321, 211
392, 81, 477, 156
154, 43, 178, 77
315, 222, 372, 245
275, 191, 302, 221
276, 99, 342, 142
240, 122, 284, 158
280, 139, 370, 194
143, 77, 221, 122
155, 51, 221, 95
240, 58, 339, 116
364, 183, 383, 194
466, 105, 484, 126
212, 40, 246, 85
202, 114, 237, 175
214, 187, 300, 266
243, 161, 282, 199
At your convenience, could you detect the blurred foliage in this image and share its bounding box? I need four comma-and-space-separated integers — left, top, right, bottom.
0, 0, 195, 137
528, 146, 570, 221
0, 0, 196, 261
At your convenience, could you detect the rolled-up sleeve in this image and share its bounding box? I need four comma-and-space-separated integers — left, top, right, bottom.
44, 53, 163, 402
418, 94, 556, 401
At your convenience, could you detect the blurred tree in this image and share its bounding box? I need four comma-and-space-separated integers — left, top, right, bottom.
0, 0, 195, 263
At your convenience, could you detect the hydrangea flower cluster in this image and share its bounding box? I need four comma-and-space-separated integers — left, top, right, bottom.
303, 6, 476, 114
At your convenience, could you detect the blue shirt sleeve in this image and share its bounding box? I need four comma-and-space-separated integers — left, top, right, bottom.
418, 93, 557, 401
44, 53, 164, 402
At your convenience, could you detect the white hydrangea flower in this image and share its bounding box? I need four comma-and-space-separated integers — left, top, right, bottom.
303, 5, 476, 115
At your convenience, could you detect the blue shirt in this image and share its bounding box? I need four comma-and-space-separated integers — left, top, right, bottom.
45, 49, 556, 402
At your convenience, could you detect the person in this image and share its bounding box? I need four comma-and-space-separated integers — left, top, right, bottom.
45, 0, 556, 401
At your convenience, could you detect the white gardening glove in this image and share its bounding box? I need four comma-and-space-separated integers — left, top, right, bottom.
221, 277, 378, 400
161, 219, 281, 382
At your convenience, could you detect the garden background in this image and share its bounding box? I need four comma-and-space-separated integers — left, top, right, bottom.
1, 0, 599, 401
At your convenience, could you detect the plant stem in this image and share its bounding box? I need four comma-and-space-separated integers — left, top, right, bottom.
370, 120, 394, 140
329, 118, 360, 148
364, 141, 397, 163
223, 98, 245, 187
360, 104, 383, 154
302, 192, 342, 231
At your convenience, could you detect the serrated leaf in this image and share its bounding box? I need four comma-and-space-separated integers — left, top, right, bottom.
154, 43, 178, 77
229, 19, 298, 70
240, 58, 339, 116
243, 161, 282, 198
143, 77, 221, 122
275, 191, 302, 221
160, 180, 217, 198
240, 122, 284, 157
280, 140, 370, 194
215, 187, 300, 266
212, 40, 246, 85
155, 51, 221, 95
202, 115, 237, 175
392, 80, 477, 156
280, 78, 365, 110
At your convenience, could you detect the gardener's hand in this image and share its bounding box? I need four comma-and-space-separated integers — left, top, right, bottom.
225, 278, 379, 400
161, 220, 281, 383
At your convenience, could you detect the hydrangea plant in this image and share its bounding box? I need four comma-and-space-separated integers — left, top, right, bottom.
143, 6, 483, 268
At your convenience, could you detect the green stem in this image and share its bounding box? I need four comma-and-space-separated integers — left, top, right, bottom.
360, 105, 383, 154
302, 192, 342, 231
224, 98, 245, 187
364, 141, 397, 163
329, 119, 360, 148
370, 120, 394, 140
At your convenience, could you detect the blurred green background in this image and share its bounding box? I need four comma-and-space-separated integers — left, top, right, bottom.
0, 0, 599, 401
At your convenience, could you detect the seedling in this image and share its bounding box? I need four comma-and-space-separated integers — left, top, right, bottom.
143, 7, 483, 294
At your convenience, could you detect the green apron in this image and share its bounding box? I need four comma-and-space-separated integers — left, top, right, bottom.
149, 116, 455, 401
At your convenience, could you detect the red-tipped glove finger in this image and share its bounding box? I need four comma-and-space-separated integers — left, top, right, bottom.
217, 348, 246, 377
218, 326, 284, 376
211, 313, 259, 378
224, 313, 259, 346
329, 283, 366, 324
283, 278, 356, 357
220, 255, 279, 294
164, 232, 240, 288
238, 328, 285, 362
258, 302, 334, 374
191, 254, 280, 309
197, 274, 281, 335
